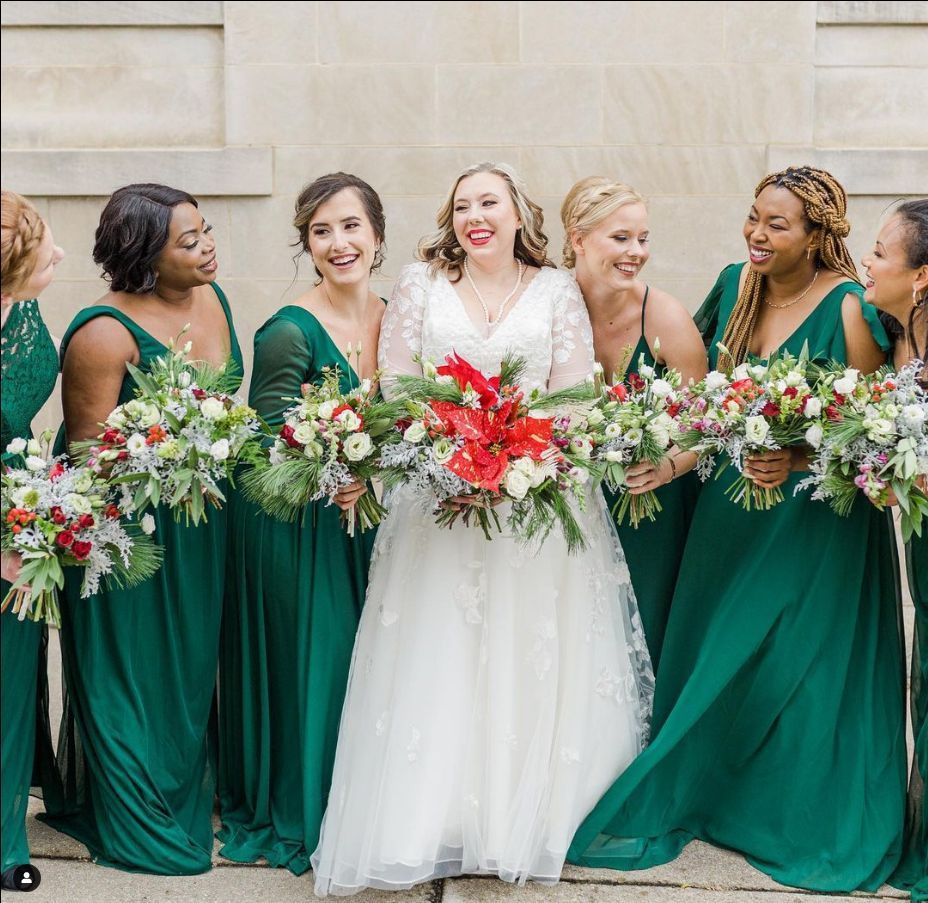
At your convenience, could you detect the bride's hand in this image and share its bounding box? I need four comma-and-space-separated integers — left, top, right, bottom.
334, 481, 367, 511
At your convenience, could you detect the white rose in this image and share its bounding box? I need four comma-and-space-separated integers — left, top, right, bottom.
65, 493, 93, 515
605, 449, 625, 463
902, 404, 925, 425
504, 468, 532, 501
25, 455, 46, 471
832, 376, 856, 396
336, 409, 362, 432
26, 438, 42, 456
126, 434, 146, 456
784, 369, 804, 387
343, 432, 374, 462
748, 364, 768, 382
650, 378, 673, 399
744, 415, 770, 444
803, 397, 822, 418
210, 439, 231, 461
293, 422, 317, 445
403, 422, 428, 444
199, 397, 226, 421
805, 424, 824, 449
317, 400, 336, 420
5, 438, 27, 455
705, 371, 729, 391
140, 514, 156, 535
432, 437, 455, 464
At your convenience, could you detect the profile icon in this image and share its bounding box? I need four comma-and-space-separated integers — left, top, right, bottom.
3, 864, 41, 892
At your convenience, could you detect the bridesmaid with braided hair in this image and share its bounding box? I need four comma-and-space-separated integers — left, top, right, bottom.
860, 198, 928, 899
568, 166, 906, 892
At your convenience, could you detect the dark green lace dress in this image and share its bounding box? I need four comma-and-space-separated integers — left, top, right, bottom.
569, 264, 907, 892
217, 306, 375, 874
604, 287, 700, 672
41, 284, 241, 874
1, 299, 59, 872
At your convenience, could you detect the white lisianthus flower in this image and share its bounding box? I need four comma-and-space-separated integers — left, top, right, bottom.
268, 445, 285, 466
422, 360, 438, 379
177, 371, 192, 388
864, 418, 894, 444
513, 457, 536, 478
337, 409, 362, 432
72, 470, 94, 494
293, 422, 317, 445
317, 400, 336, 420
639, 363, 655, 380
65, 493, 94, 515
210, 439, 231, 461
305, 441, 324, 459
647, 413, 675, 448
805, 423, 824, 449
744, 415, 770, 444
11, 487, 34, 508
26, 438, 42, 456
705, 371, 729, 391
360, 378, 372, 394
137, 403, 161, 428
504, 468, 531, 501
432, 437, 455, 464
748, 364, 768, 382
784, 370, 804, 387
624, 428, 644, 446
902, 404, 926, 425
126, 434, 147, 456
650, 379, 673, 399
833, 369, 859, 395
199, 397, 226, 421
803, 397, 822, 418
124, 400, 144, 419
157, 439, 182, 460
106, 409, 127, 429
586, 407, 606, 427
140, 514, 156, 535
604, 422, 622, 439
732, 364, 751, 382
344, 432, 374, 462
605, 449, 626, 463
6, 437, 28, 455
403, 422, 428, 444
570, 437, 593, 459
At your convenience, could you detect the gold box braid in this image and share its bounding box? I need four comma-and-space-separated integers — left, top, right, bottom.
718, 166, 860, 371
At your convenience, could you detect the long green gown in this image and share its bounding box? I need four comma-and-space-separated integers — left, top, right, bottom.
217, 306, 375, 875
1, 299, 59, 872
40, 284, 241, 874
893, 516, 928, 899
568, 263, 907, 892
604, 287, 700, 672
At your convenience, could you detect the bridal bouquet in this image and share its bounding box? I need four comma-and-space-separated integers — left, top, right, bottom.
2, 433, 161, 626
571, 348, 685, 527
674, 351, 818, 510
378, 352, 592, 552
241, 361, 406, 535
72, 334, 263, 525
795, 361, 928, 540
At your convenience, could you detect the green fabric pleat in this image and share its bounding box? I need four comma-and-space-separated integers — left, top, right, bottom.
217, 306, 375, 874
1, 299, 59, 871
568, 265, 907, 892
39, 284, 242, 875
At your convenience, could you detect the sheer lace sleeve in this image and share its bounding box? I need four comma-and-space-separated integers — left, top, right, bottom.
249, 315, 311, 429
378, 263, 428, 400
548, 271, 595, 391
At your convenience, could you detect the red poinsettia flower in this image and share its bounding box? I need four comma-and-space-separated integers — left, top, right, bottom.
437, 352, 500, 409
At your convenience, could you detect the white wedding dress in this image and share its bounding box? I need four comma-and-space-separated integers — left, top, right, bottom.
311, 263, 654, 896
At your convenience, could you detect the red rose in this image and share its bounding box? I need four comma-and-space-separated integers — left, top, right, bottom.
71, 540, 92, 560
782, 387, 798, 399
50, 506, 67, 525
116, 450, 130, 461
77, 514, 95, 530
279, 424, 302, 448
56, 530, 74, 548
760, 401, 781, 417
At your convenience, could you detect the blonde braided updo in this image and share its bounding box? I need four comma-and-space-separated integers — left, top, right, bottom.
1, 190, 46, 295
719, 166, 859, 370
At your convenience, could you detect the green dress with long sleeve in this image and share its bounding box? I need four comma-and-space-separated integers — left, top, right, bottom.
217, 306, 375, 875
604, 287, 700, 672
40, 284, 241, 875
1, 299, 59, 872
568, 263, 907, 892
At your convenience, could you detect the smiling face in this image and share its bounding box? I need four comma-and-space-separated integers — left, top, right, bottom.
743, 185, 816, 276
306, 187, 381, 289
154, 203, 217, 289
10, 223, 64, 302
861, 214, 928, 314
452, 171, 522, 261
572, 202, 650, 292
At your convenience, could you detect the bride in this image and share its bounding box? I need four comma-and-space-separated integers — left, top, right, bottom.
311, 162, 653, 896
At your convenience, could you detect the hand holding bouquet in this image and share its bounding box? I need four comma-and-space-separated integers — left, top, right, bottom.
796, 361, 928, 540
2, 432, 161, 626
72, 333, 263, 525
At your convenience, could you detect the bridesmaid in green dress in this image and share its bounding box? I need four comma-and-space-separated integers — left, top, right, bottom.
1, 191, 63, 891
218, 173, 385, 874
561, 177, 706, 671
41, 184, 241, 875
568, 166, 907, 892
861, 198, 928, 900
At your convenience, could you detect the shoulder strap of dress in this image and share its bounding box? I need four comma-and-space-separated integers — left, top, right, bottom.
640, 285, 650, 339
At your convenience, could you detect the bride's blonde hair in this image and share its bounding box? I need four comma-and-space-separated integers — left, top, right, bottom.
417, 162, 554, 280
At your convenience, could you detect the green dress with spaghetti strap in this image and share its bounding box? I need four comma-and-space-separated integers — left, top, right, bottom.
1, 300, 59, 872
217, 306, 375, 875
40, 284, 242, 875
604, 287, 700, 673
568, 263, 907, 892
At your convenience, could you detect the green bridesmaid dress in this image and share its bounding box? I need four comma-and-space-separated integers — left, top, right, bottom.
893, 524, 928, 899
568, 263, 907, 892
1, 299, 59, 873
41, 284, 241, 874
217, 306, 375, 875
604, 287, 700, 672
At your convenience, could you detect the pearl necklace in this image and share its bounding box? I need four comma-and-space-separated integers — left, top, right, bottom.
763, 269, 819, 310
463, 258, 524, 331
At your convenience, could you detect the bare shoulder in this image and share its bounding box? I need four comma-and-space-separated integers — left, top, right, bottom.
647, 285, 698, 329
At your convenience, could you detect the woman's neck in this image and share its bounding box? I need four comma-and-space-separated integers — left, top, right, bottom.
319, 279, 370, 324
764, 259, 821, 303
576, 270, 639, 324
